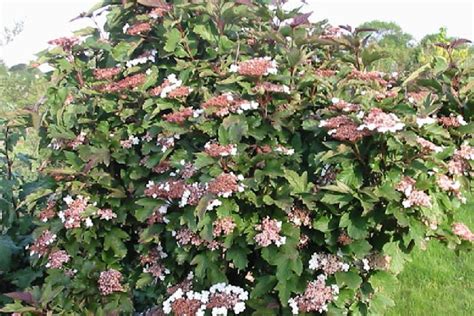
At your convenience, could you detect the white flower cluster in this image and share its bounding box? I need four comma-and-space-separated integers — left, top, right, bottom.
193, 109, 204, 118
274, 145, 295, 156
308, 252, 350, 273
126, 49, 157, 68
206, 199, 222, 211
162, 283, 248, 316
229, 56, 278, 76
236, 100, 259, 114
416, 116, 437, 127
160, 74, 191, 98
179, 183, 202, 207
358, 112, 405, 133
162, 288, 208, 316
209, 283, 249, 315
288, 274, 339, 315
157, 134, 180, 152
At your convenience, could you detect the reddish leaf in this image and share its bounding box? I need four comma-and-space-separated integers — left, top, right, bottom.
290, 12, 312, 28
339, 25, 352, 33
450, 38, 472, 49
355, 27, 378, 34
4, 292, 36, 305
434, 42, 449, 49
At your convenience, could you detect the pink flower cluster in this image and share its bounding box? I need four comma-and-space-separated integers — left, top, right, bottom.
337, 231, 352, 245
99, 73, 146, 93
288, 206, 312, 227
253, 82, 290, 94
254, 217, 286, 247
213, 217, 237, 237
201, 93, 258, 117
229, 57, 278, 77
59, 195, 92, 229
396, 176, 432, 208
97, 208, 117, 221
437, 175, 464, 201
98, 269, 125, 296
204, 142, 237, 157
416, 137, 442, 153
358, 108, 404, 133
328, 98, 361, 113
68, 132, 87, 150
208, 173, 245, 198
140, 245, 170, 280
152, 160, 171, 174
375, 90, 398, 101
308, 252, 350, 275
174, 228, 221, 250
125, 22, 152, 35
452, 222, 474, 241
288, 275, 339, 315
93, 67, 121, 80
407, 90, 434, 103
149, 74, 192, 99
361, 253, 392, 271
149, 3, 173, 18
48, 36, 79, 51
320, 26, 343, 40
315, 68, 337, 77
162, 283, 248, 315
348, 69, 388, 86
163, 107, 194, 124
27, 230, 57, 257
121, 135, 140, 149
438, 114, 467, 128
147, 205, 169, 225
46, 250, 70, 269
38, 200, 56, 222
320, 115, 371, 142
145, 180, 205, 206
448, 144, 474, 175
156, 134, 180, 152
48, 132, 86, 151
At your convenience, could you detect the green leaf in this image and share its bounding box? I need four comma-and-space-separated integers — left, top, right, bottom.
347, 216, 368, 240
251, 275, 277, 299
402, 64, 430, 87
382, 242, 408, 274
164, 28, 181, 53
335, 270, 363, 289
0, 236, 14, 272
283, 170, 312, 194
104, 228, 129, 259
111, 41, 140, 62
136, 273, 153, 289
226, 246, 249, 270
193, 24, 215, 42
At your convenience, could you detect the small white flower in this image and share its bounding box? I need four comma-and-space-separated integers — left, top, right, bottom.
229, 64, 239, 73
85, 217, 93, 227
122, 23, 130, 33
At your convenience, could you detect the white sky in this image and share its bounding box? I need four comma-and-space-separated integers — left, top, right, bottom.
0, 0, 473, 67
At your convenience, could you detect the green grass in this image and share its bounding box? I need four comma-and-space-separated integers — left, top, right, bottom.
387, 207, 474, 316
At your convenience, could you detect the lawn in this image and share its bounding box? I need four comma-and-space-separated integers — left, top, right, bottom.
387, 203, 474, 315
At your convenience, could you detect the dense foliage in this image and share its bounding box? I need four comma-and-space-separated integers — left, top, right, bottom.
0, 62, 48, 307
2, 0, 473, 315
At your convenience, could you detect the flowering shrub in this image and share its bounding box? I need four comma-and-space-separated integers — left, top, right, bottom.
4, 0, 473, 315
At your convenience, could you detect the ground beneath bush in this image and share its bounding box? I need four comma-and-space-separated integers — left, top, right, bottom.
388, 201, 474, 315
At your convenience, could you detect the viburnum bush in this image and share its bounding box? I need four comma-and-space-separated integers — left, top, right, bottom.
4, 0, 473, 315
